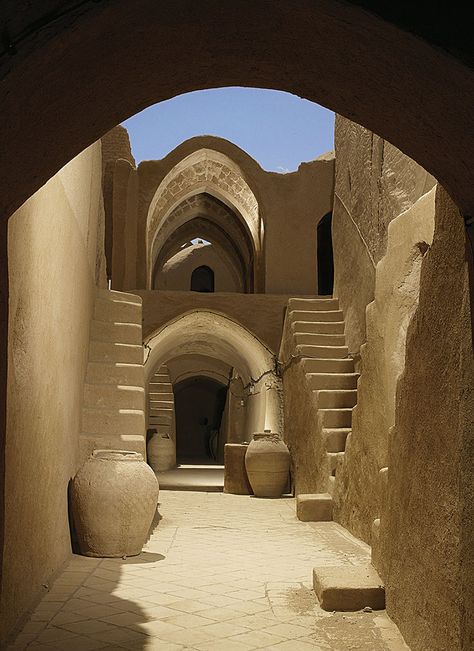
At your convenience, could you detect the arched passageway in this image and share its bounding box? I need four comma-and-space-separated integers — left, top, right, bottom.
174, 375, 227, 464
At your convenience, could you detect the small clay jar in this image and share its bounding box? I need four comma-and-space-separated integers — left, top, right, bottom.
245, 432, 290, 498
147, 431, 176, 472
71, 449, 159, 557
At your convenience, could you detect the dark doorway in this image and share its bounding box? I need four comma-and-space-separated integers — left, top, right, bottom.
191, 265, 215, 292
317, 212, 334, 295
174, 376, 227, 464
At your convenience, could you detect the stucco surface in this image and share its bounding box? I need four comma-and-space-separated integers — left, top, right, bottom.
333, 188, 436, 543
333, 116, 436, 355
137, 290, 311, 354
112, 136, 334, 295
3, 143, 106, 638
381, 186, 474, 651
156, 241, 242, 293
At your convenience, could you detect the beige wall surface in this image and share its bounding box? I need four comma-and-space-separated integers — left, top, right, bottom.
3, 143, 106, 639
107, 135, 334, 295
380, 186, 474, 651
334, 188, 436, 543
155, 242, 242, 293
137, 290, 313, 354
333, 115, 436, 355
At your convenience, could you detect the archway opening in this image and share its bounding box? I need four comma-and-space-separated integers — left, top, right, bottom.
317, 211, 334, 295
191, 265, 215, 292
174, 375, 227, 464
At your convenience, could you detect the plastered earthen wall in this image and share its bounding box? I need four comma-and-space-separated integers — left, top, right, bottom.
155, 242, 242, 293
380, 186, 474, 651
333, 115, 436, 356
137, 290, 312, 354
3, 144, 106, 638
106, 134, 334, 295
334, 188, 436, 543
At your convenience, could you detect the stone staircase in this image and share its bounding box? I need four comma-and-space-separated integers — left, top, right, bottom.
280, 297, 359, 520
79, 288, 146, 460
148, 364, 175, 435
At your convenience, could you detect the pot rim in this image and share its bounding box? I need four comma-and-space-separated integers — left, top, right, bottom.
92, 449, 144, 462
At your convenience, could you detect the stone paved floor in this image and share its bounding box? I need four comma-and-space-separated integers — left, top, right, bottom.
8, 491, 410, 650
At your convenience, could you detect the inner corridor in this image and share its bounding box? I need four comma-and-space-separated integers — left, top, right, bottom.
10, 491, 408, 651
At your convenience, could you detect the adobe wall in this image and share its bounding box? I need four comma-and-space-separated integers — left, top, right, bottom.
2, 144, 106, 640
334, 187, 436, 542
381, 186, 474, 651
333, 115, 435, 357
136, 290, 308, 354
155, 242, 242, 292
107, 135, 334, 295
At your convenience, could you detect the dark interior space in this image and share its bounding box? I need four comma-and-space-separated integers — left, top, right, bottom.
174, 375, 227, 464
317, 212, 334, 295
191, 265, 215, 292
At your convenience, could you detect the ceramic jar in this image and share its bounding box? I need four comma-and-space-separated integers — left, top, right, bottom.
147, 430, 176, 472
71, 449, 159, 557
245, 432, 290, 498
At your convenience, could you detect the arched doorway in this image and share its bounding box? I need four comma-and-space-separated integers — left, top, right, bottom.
190, 265, 214, 292
174, 376, 227, 463
317, 212, 334, 295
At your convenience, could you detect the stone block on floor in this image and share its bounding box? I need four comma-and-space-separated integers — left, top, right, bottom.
296, 493, 333, 521
224, 443, 252, 495
313, 563, 385, 611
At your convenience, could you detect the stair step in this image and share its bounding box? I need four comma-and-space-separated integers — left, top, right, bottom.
94, 297, 141, 324
302, 358, 355, 373
288, 297, 339, 311
82, 407, 145, 436
86, 362, 143, 386
314, 390, 358, 408
97, 288, 143, 304
296, 493, 333, 522
327, 451, 345, 473
306, 373, 359, 390
291, 321, 345, 335
149, 382, 173, 391
296, 345, 349, 359
150, 400, 174, 410
323, 428, 351, 452
290, 310, 344, 323
149, 392, 174, 402
320, 408, 353, 428
91, 320, 142, 345
313, 564, 385, 611
84, 383, 145, 410
89, 341, 143, 364
294, 333, 346, 346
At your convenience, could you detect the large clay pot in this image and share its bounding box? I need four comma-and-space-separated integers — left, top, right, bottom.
245, 432, 290, 498
71, 449, 159, 557
147, 430, 176, 472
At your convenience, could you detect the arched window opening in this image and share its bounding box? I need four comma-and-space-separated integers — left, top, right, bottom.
317, 212, 334, 295
174, 376, 228, 464
191, 265, 215, 292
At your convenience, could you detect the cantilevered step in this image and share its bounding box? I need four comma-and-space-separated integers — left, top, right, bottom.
82, 407, 145, 436
91, 319, 142, 345
327, 451, 345, 473
288, 297, 339, 311
149, 382, 173, 392
83, 383, 145, 410
302, 358, 355, 373
294, 333, 346, 346
289, 310, 344, 323
89, 341, 143, 364
94, 297, 142, 324
320, 408, 353, 428
313, 389, 358, 409
296, 344, 349, 359
86, 361, 143, 386
323, 428, 351, 452
307, 373, 359, 390
291, 320, 345, 335
149, 392, 174, 403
